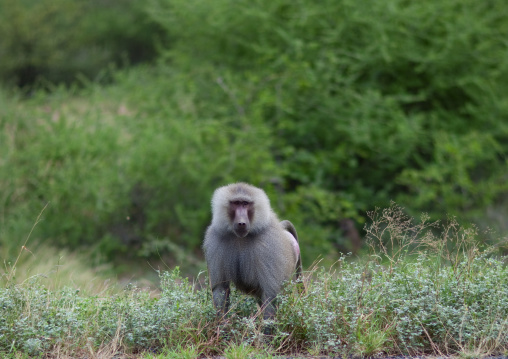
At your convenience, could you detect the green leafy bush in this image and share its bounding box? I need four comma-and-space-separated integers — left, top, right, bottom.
0, 0, 161, 87
2, 0, 508, 271
0, 269, 213, 356
0, 69, 278, 265
277, 204, 508, 356
148, 0, 508, 224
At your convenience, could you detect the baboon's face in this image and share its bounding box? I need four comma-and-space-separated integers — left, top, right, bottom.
228, 199, 253, 238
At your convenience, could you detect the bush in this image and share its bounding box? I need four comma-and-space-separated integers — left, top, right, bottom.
0, 68, 278, 265
0, 0, 161, 87
148, 0, 508, 224
2, 0, 508, 270
276, 204, 508, 356
0, 269, 214, 356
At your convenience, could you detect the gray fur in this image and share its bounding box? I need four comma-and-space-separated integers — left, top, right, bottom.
203, 183, 302, 322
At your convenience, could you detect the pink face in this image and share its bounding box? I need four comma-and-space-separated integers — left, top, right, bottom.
228, 200, 253, 238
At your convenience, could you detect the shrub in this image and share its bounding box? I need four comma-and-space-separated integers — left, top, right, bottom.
3, 0, 508, 269
0, 0, 161, 87
275, 204, 508, 356
148, 0, 508, 224
0, 69, 278, 265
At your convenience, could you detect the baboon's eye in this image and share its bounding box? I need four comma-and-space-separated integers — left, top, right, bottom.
231, 200, 250, 206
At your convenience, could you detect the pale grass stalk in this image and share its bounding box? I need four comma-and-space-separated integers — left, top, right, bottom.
420, 323, 446, 357
87, 318, 125, 359
4, 202, 50, 284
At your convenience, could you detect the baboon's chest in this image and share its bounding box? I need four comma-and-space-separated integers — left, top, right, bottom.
228, 249, 261, 296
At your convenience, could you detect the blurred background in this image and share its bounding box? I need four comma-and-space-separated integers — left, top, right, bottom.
1, 0, 507, 287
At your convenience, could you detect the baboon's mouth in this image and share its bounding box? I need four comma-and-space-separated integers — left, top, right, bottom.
234, 228, 249, 238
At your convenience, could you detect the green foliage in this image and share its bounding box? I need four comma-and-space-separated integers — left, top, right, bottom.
0, 70, 278, 265
2, 0, 508, 274
148, 0, 508, 223
0, 0, 83, 85
144, 344, 201, 359
283, 185, 364, 259
0, 269, 213, 356
398, 131, 508, 214
276, 205, 508, 356
0, 0, 160, 86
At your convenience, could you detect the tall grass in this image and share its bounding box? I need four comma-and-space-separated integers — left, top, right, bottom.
1, 204, 507, 358
1, 203, 114, 294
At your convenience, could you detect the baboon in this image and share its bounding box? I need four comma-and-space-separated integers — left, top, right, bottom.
203, 182, 302, 326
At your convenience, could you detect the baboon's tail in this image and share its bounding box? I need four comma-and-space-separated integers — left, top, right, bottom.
280, 220, 302, 279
